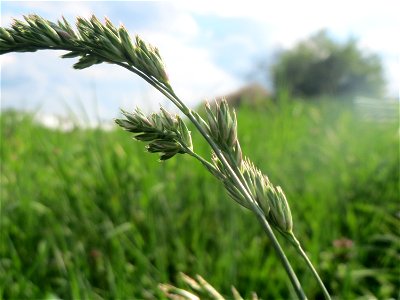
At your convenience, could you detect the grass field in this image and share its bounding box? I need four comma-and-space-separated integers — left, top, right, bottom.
1, 98, 399, 299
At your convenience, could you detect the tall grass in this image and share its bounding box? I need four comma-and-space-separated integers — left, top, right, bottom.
1, 99, 398, 299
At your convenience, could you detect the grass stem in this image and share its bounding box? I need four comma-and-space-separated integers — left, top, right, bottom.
256, 214, 307, 299
123, 71, 308, 298
290, 234, 331, 300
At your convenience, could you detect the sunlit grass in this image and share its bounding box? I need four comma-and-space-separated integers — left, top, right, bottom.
1, 99, 398, 299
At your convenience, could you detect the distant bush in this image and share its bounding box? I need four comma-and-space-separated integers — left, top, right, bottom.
271, 30, 385, 98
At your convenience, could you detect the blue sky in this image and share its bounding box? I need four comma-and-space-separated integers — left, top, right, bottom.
1, 1, 398, 125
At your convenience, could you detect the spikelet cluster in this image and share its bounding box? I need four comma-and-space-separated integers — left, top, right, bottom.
115, 107, 192, 161
204, 100, 293, 234
0, 15, 169, 84
204, 99, 242, 165
159, 272, 259, 300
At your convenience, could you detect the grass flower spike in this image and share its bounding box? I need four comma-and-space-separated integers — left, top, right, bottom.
115, 107, 193, 160
0, 14, 171, 93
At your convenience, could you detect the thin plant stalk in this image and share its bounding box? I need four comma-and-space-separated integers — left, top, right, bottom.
116, 60, 306, 297
149, 82, 307, 299
255, 214, 306, 299
290, 234, 331, 299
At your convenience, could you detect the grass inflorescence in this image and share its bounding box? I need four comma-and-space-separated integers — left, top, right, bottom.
0, 14, 329, 299
1, 14, 398, 299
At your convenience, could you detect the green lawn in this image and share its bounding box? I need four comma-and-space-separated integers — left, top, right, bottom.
1, 99, 398, 299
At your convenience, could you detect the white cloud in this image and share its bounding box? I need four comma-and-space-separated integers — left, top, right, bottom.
177, 0, 399, 95
138, 29, 241, 104
2, 2, 238, 107
179, 0, 398, 47
1, 0, 398, 123
11, 1, 94, 20
0, 54, 17, 66
169, 13, 199, 39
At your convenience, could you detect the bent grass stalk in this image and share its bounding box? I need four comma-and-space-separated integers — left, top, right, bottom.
0, 14, 331, 299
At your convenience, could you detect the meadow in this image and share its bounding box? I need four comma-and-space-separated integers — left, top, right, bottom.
1, 98, 399, 299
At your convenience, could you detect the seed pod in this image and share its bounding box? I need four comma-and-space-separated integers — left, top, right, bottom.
224, 182, 252, 210
105, 17, 118, 35
58, 16, 76, 38
241, 159, 270, 216
233, 142, 243, 166
114, 119, 133, 131
54, 28, 72, 41
35, 16, 63, 44
89, 15, 104, 35
217, 100, 231, 143
276, 186, 293, 232
160, 107, 175, 128
133, 108, 153, 127
134, 132, 160, 142
177, 117, 193, 150
151, 113, 164, 130
136, 47, 160, 79
205, 102, 219, 139
255, 174, 270, 215
23, 15, 36, 28
159, 149, 180, 161
73, 54, 102, 69
118, 25, 136, 63
0, 28, 15, 43
267, 185, 293, 233
147, 140, 180, 153
151, 52, 169, 82
227, 109, 238, 147
99, 36, 123, 60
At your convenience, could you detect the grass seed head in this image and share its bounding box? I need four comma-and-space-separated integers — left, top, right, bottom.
1, 14, 170, 85
267, 185, 293, 233
115, 107, 192, 160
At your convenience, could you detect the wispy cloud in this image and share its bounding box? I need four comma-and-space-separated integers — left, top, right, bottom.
1, 1, 398, 122
1, 1, 242, 119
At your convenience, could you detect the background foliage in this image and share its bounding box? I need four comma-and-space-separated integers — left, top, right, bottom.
271, 31, 385, 98
1, 97, 399, 299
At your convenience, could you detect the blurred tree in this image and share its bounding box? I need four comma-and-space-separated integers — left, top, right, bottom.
271, 30, 385, 98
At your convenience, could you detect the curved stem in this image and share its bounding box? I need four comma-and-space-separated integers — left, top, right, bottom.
289, 234, 331, 300
105, 56, 307, 299
184, 147, 219, 174
186, 113, 307, 299
133, 81, 307, 299
256, 214, 307, 299
114, 61, 186, 112
186, 147, 306, 300
226, 150, 254, 200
